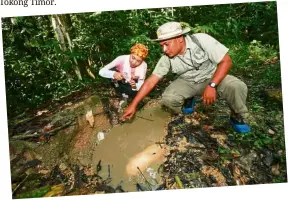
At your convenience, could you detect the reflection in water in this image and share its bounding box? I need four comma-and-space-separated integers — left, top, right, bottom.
126, 144, 166, 176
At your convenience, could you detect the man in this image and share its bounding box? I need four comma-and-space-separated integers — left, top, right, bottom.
121, 21, 255, 133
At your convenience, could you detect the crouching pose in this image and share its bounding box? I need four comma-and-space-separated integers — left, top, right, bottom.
99, 43, 149, 102
121, 22, 256, 133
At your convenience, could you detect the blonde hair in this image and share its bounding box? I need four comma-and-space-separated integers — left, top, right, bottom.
130, 43, 149, 60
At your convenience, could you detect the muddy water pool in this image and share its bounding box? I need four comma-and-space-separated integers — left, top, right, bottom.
92, 106, 170, 192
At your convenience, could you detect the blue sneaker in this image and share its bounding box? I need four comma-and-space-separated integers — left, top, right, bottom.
229, 116, 251, 134
182, 97, 196, 115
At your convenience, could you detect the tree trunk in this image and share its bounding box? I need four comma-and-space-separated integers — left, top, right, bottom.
51, 14, 83, 80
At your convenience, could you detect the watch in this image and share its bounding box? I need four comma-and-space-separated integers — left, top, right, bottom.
209, 82, 217, 88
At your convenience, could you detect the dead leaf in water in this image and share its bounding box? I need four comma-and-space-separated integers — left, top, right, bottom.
86, 110, 94, 127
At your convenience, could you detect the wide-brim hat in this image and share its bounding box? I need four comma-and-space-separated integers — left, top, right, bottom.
152, 22, 191, 42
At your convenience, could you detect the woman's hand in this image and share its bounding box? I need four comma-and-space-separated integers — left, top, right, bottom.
113, 72, 124, 80
129, 79, 137, 89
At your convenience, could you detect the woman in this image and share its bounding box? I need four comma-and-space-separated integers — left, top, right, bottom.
99, 43, 149, 100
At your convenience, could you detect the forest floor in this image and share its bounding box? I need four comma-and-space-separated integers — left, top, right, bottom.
7, 64, 287, 198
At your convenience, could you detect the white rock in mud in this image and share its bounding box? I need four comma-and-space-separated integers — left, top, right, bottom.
97, 132, 105, 141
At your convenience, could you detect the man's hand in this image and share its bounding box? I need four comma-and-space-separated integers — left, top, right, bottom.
120, 104, 137, 121
202, 86, 216, 105
202, 53, 232, 105
113, 72, 124, 80
120, 74, 161, 121
129, 79, 136, 89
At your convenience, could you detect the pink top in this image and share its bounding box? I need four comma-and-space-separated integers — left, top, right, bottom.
99, 55, 147, 91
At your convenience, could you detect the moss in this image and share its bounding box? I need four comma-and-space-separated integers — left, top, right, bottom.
89, 95, 101, 106
265, 88, 282, 103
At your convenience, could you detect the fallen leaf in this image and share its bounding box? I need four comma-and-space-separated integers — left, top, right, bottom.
43, 123, 53, 132
177, 137, 188, 152
83, 167, 94, 176
184, 117, 192, 123
23, 151, 37, 161
210, 133, 227, 146
272, 56, 278, 61
44, 184, 65, 197
231, 150, 241, 158
278, 150, 284, 155
203, 125, 213, 132
191, 118, 200, 126
201, 166, 226, 185
59, 163, 68, 171
95, 191, 105, 194
268, 129, 275, 135
233, 165, 247, 184
39, 169, 50, 175
239, 176, 247, 184
9, 146, 15, 155
271, 164, 280, 175
86, 110, 94, 127
233, 165, 241, 177
36, 110, 49, 116
39, 136, 45, 142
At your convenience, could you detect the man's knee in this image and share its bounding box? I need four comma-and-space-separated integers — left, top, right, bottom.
227, 80, 248, 95
161, 94, 183, 108
220, 75, 247, 94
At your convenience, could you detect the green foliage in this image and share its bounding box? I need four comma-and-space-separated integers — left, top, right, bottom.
2, 2, 280, 118
228, 39, 280, 84
191, 24, 218, 35
248, 40, 278, 65
15, 185, 51, 199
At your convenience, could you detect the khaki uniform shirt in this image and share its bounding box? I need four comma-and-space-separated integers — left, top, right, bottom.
152, 33, 229, 83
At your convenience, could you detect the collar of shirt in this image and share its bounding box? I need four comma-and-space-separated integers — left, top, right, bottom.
172, 35, 193, 60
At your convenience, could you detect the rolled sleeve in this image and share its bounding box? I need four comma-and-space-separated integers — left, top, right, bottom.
152, 56, 170, 79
